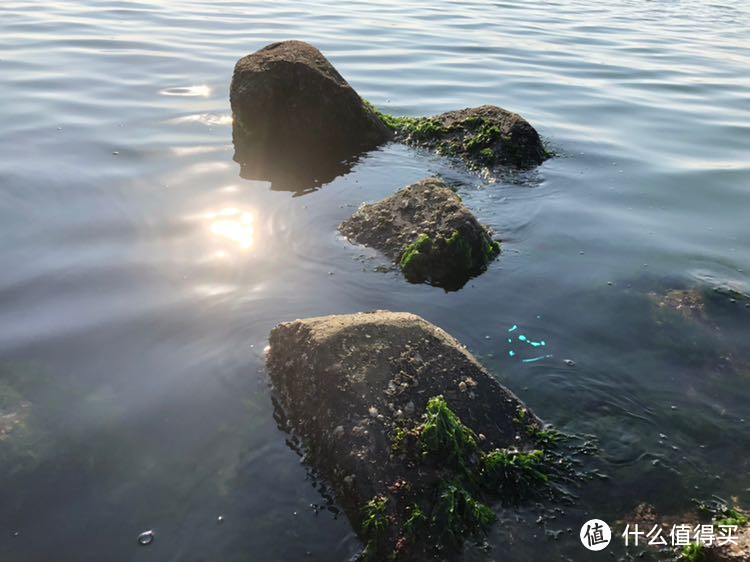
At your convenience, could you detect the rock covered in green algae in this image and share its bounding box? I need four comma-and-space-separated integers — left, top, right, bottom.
339, 178, 500, 290
370, 104, 548, 169
266, 311, 552, 559
230, 41, 392, 190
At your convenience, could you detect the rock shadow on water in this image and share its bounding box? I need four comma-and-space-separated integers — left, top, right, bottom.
231, 122, 364, 195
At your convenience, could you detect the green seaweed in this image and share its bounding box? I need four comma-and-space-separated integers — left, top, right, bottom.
391, 425, 409, 454
363, 100, 445, 142
680, 543, 706, 562
481, 448, 548, 501
383, 397, 566, 557
479, 147, 495, 163
465, 123, 502, 152
399, 233, 432, 279
363, 495, 389, 537
460, 115, 484, 128
399, 230, 499, 286
526, 424, 560, 448
417, 395, 478, 470
403, 504, 426, 537
429, 480, 496, 548
361, 495, 389, 560
482, 237, 501, 262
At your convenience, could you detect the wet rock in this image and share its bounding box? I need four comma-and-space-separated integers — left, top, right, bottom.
267, 311, 545, 559
230, 40, 392, 192
372, 104, 548, 169
339, 178, 500, 290
622, 502, 750, 562
706, 526, 750, 562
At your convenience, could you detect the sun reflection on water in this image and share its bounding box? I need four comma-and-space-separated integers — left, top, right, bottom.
208, 208, 255, 250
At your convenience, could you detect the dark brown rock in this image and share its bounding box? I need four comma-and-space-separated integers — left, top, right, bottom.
230, 40, 392, 191
339, 178, 500, 290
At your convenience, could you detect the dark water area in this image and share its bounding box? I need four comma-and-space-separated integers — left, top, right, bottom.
1, 1, 749, 560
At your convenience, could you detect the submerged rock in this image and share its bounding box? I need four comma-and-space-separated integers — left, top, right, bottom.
651, 283, 750, 321
339, 178, 500, 290
371, 104, 548, 169
230, 40, 392, 191
267, 311, 552, 559
0, 399, 29, 441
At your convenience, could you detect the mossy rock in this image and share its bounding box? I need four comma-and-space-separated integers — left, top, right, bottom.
367, 103, 549, 169
340, 178, 500, 290
266, 311, 560, 559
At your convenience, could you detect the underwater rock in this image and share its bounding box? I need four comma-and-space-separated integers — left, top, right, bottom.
230, 40, 392, 191
267, 311, 548, 559
370, 104, 548, 169
0, 399, 30, 441
651, 284, 750, 323
339, 177, 500, 290
649, 283, 750, 375
652, 288, 708, 322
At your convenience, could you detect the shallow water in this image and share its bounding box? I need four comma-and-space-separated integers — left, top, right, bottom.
1, 1, 749, 560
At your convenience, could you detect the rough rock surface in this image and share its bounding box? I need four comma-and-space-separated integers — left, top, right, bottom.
384, 105, 548, 169
339, 178, 500, 290
625, 503, 750, 562
230, 40, 392, 190
707, 526, 750, 562
267, 311, 543, 559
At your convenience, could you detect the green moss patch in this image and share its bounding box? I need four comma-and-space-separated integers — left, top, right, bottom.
399, 229, 500, 288
363, 100, 446, 143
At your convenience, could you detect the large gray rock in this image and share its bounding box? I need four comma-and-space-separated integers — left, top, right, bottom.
339, 178, 500, 290
267, 311, 545, 559
230, 40, 392, 191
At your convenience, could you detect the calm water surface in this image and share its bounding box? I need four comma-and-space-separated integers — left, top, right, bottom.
1, 1, 749, 560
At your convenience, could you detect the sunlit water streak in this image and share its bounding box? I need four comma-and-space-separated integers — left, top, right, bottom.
0, 1, 749, 561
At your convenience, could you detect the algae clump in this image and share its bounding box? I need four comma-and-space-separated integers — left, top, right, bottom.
399, 230, 500, 286
384, 396, 558, 557
680, 542, 706, 562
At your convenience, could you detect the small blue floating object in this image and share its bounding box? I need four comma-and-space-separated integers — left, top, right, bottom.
506, 324, 552, 363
